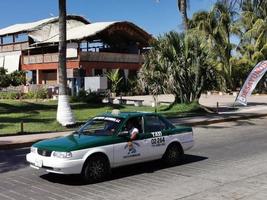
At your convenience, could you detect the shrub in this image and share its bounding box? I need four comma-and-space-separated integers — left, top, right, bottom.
77, 90, 87, 99
85, 92, 103, 104
24, 88, 48, 99
70, 90, 103, 104
0, 91, 20, 99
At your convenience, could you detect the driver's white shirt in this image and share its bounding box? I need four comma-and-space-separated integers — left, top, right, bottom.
129, 127, 139, 136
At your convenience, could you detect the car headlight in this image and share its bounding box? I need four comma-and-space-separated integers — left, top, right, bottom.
52, 151, 72, 158
31, 147, 37, 154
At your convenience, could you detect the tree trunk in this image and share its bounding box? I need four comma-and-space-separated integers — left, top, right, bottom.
58, 0, 67, 96
178, 0, 188, 30
56, 0, 75, 126
173, 92, 182, 104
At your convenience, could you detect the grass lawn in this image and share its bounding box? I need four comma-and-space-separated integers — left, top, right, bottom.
0, 100, 207, 135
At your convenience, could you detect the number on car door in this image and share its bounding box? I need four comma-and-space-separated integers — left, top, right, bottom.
144, 115, 170, 159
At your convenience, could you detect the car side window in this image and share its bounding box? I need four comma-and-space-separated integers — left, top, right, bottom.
80, 120, 119, 135
144, 115, 167, 133
122, 117, 143, 134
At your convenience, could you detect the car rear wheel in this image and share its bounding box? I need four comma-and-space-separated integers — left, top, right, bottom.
82, 155, 110, 183
162, 143, 183, 166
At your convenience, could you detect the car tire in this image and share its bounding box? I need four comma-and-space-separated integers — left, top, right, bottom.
82, 155, 110, 183
162, 143, 183, 166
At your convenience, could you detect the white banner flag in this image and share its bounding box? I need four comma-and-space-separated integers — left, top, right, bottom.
235, 60, 267, 106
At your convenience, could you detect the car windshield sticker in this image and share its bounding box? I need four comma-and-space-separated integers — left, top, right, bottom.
93, 117, 121, 123
123, 141, 140, 158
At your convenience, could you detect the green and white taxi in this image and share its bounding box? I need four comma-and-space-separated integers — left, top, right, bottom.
26, 110, 194, 182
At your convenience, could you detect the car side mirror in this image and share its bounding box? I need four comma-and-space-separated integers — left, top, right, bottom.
117, 131, 129, 137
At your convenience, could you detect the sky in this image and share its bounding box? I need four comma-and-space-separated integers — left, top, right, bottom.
0, 0, 217, 37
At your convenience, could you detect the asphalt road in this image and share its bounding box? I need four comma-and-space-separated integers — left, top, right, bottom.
1, 117, 267, 200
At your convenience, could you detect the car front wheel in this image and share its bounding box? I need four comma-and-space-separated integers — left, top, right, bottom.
82, 155, 110, 183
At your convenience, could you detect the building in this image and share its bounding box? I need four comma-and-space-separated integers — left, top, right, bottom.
0, 15, 152, 92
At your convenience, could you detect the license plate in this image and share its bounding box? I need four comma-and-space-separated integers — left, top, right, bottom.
35, 159, 43, 168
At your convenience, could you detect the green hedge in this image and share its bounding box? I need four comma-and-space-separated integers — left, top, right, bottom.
70, 90, 103, 104
0, 91, 20, 99
24, 88, 48, 99
0, 87, 48, 100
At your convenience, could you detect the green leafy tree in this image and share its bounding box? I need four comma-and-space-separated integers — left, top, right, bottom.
139, 31, 214, 104
235, 0, 267, 64
189, 1, 238, 90
233, 0, 267, 92
0, 68, 11, 88
10, 70, 26, 86
0, 68, 26, 88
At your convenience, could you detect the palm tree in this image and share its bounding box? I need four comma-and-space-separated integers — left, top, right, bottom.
139, 31, 214, 104
177, 0, 189, 30
156, 0, 189, 30
212, 2, 233, 89
56, 0, 75, 126
231, 0, 267, 91
236, 0, 267, 63
106, 69, 122, 96
189, 2, 237, 90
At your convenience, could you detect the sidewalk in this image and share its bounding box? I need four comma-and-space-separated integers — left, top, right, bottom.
1, 98, 267, 150
0, 131, 72, 150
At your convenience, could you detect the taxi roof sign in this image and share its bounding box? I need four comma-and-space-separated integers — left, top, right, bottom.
111, 109, 120, 116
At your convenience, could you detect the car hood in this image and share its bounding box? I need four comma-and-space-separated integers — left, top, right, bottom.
33, 134, 118, 152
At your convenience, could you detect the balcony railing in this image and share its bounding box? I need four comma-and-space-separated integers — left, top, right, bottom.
23, 53, 60, 64
23, 52, 144, 65
80, 52, 143, 63
0, 42, 29, 53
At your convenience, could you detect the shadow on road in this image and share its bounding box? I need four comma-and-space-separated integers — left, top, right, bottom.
40, 154, 208, 186
246, 102, 267, 107
0, 147, 29, 173
196, 117, 262, 129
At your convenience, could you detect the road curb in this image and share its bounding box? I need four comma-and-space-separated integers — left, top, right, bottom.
1, 113, 267, 150
0, 142, 36, 150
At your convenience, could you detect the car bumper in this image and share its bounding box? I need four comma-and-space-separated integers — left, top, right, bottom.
26, 152, 84, 174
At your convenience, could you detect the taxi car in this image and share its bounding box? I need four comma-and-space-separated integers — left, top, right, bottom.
26, 110, 194, 183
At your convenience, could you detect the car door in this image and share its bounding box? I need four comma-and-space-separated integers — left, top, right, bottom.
143, 115, 171, 160
113, 116, 150, 167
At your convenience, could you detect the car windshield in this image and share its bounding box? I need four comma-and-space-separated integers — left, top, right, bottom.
77, 116, 122, 136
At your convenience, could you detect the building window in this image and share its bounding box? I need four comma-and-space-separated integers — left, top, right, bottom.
15, 33, 28, 43
2, 35, 13, 44
94, 69, 103, 76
